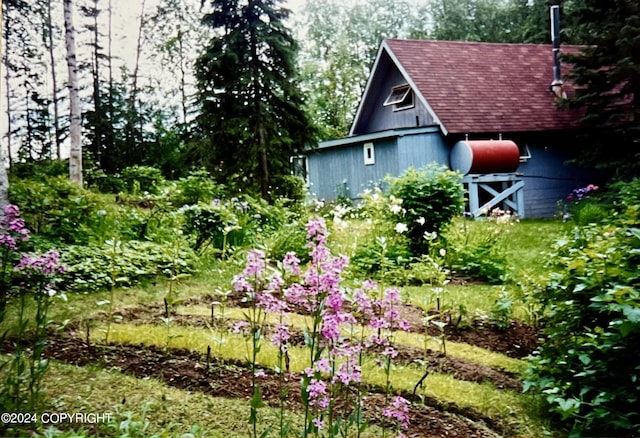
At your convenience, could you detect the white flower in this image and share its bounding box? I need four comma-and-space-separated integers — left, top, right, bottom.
416, 217, 426, 225
423, 231, 437, 241
439, 248, 447, 257
389, 204, 403, 214
394, 223, 408, 234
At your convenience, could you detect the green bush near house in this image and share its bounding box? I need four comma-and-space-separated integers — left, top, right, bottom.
387, 163, 464, 255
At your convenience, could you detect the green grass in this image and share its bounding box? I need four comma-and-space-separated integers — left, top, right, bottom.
33, 360, 306, 438
179, 304, 526, 375
499, 219, 570, 276
99, 322, 542, 435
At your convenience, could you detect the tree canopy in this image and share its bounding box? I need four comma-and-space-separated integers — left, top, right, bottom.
565, 0, 640, 177
194, 0, 315, 199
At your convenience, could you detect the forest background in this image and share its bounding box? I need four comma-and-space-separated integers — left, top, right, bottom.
2, 0, 638, 196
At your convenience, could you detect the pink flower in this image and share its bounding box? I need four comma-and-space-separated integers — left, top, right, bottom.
270, 323, 291, 352
244, 249, 266, 276
232, 321, 249, 334
282, 252, 301, 275
256, 292, 287, 313
382, 347, 398, 358
312, 418, 325, 430
306, 217, 328, 244
382, 396, 411, 429
398, 319, 411, 331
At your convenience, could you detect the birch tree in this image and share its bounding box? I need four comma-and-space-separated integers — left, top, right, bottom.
0, 0, 9, 213
64, 0, 82, 184
45, 0, 62, 159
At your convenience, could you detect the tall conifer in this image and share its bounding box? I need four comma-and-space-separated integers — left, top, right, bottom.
195, 0, 315, 200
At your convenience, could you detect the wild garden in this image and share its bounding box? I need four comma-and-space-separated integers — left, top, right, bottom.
1, 165, 638, 438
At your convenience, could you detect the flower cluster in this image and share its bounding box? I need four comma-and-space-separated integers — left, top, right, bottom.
0, 204, 30, 250
233, 216, 411, 437
15, 250, 66, 297
567, 184, 599, 202
383, 396, 411, 430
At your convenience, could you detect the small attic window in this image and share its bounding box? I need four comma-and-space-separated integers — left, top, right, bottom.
383, 84, 414, 111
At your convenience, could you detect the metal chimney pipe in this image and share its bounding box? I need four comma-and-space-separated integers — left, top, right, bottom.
550, 5, 565, 97
551, 5, 561, 81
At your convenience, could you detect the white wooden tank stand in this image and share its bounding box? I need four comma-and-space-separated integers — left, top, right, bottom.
462, 173, 525, 219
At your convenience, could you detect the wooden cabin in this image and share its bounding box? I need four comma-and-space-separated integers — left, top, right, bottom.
303, 37, 594, 218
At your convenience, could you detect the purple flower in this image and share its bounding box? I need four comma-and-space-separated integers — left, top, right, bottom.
232, 321, 249, 334
282, 252, 301, 275
256, 292, 287, 313
0, 204, 30, 249
306, 378, 329, 408
333, 357, 361, 385
382, 396, 411, 429
312, 418, 325, 430
243, 249, 266, 277
270, 323, 291, 352
305, 217, 328, 244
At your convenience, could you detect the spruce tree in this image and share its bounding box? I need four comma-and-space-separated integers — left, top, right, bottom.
195, 0, 315, 200
566, 0, 640, 177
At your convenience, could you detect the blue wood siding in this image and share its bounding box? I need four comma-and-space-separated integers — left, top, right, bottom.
307, 138, 399, 201
397, 133, 450, 169
518, 144, 592, 217
353, 53, 434, 135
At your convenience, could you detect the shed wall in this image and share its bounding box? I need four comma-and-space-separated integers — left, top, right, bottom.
307, 138, 399, 201
518, 144, 591, 217
397, 133, 450, 169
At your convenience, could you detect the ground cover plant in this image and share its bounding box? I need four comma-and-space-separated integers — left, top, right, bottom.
1, 168, 637, 438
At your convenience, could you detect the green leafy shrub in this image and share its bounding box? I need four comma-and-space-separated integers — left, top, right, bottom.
9, 176, 106, 246
10, 159, 68, 180
524, 211, 640, 436
490, 288, 514, 330
61, 240, 197, 293
271, 175, 307, 203
180, 196, 284, 254
263, 220, 311, 264
609, 177, 640, 212
387, 164, 464, 255
181, 203, 228, 252
170, 169, 223, 207
442, 220, 510, 284
121, 166, 165, 195
350, 236, 411, 278
84, 168, 126, 194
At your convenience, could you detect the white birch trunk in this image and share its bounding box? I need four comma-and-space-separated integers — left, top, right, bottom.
0, 0, 9, 215
64, 0, 83, 185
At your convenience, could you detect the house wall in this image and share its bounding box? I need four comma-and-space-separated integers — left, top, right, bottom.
308, 130, 593, 217
308, 130, 451, 202
307, 138, 400, 201
518, 143, 592, 217
353, 54, 435, 135
397, 133, 450, 170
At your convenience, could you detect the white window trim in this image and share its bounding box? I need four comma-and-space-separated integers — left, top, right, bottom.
384, 84, 414, 111
363, 142, 375, 165
519, 144, 532, 162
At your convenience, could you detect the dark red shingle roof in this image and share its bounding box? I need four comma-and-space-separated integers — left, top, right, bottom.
384, 38, 582, 134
